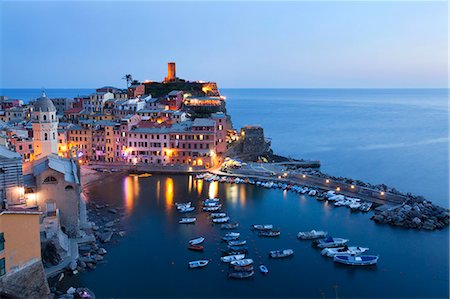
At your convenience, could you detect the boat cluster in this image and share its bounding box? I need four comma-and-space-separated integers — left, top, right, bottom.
196, 173, 373, 213
297, 230, 379, 266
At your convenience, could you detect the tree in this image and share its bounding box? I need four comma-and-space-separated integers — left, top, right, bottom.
122, 74, 133, 88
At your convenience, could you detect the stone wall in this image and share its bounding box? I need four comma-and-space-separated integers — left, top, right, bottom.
240, 126, 267, 156
0, 260, 50, 298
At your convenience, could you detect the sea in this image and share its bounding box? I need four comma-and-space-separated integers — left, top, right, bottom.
1, 88, 448, 298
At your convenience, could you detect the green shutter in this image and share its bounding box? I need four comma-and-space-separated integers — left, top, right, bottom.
0, 258, 5, 276
0, 233, 4, 251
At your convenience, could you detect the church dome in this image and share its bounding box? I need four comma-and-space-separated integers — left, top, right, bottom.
33, 91, 56, 112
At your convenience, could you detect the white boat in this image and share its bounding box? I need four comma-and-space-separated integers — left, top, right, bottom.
333, 254, 379, 266
178, 206, 195, 213
349, 202, 361, 210
179, 217, 196, 224
203, 205, 221, 212
252, 224, 273, 231
225, 232, 240, 238
175, 202, 191, 208
203, 201, 220, 207
210, 213, 226, 218
321, 246, 369, 257
205, 198, 220, 202
314, 237, 349, 248
308, 190, 317, 196
269, 249, 294, 258
188, 237, 205, 245
230, 258, 253, 267
212, 217, 230, 223
228, 240, 246, 246
188, 260, 209, 269
297, 230, 328, 240
220, 254, 245, 263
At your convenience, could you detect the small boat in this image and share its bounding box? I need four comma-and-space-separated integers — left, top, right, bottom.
230, 258, 253, 267
210, 212, 226, 218
225, 232, 240, 238
308, 190, 317, 196
252, 224, 273, 231
228, 240, 246, 246
178, 206, 195, 213
203, 206, 221, 212
220, 254, 245, 263
230, 265, 254, 272
188, 244, 204, 251
227, 245, 247, 251
259, 230, 280, 237
222, 235, 239, 242
188, 237, 205, 245
221, 223, 239, 230
333, 254, 379, 266
228, 270, 254, 279
203, 201, 221, 207
321, 246, 369, 257
175, 202, 191, 208
179, 217, 196, 224
204, 198, 220, 202
297, 230, 328, 240
75, 288, 96, 299
349, 202, 361, 211
259, 264, 269, 274
188, 260, 209, 268
269, 249, 294, 258
313, 237, 349, 248
222, 248, 247, 255
212, 217, 230, 223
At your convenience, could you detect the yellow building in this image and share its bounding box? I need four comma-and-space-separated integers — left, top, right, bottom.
0, 209, 41, 275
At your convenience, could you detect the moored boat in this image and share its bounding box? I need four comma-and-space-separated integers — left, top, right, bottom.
221, 223, 239, 229
228, 240, 246, 246
188, 237, 205, 245
222, 235, 239, 242
259, 230, 280, 237
188, 244, 204, 251
210, 212, 226, 218
188, 260, 209, 268
333, 254, 379, 266
252, 224, 273, 231
203, 206, 221, 212
313, 236, 349, 248
212, 216, 230, 223
269, 249, 294, 258
259, 264, 269, 274
179, 217, 196, 224
220, 254, 245, 263
175, 202, 191, 208
225, 232, 240, 238
297, 230, 328, 240
228, 270, 254, 279
178, 206, 195, 213
321, 246, 369, 257
230, 258, 253, 267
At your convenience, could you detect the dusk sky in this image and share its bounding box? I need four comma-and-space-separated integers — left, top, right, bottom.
0, 1, 448, 88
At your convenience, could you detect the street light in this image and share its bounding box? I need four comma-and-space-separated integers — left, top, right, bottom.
302, 174, 306, 178
325, 179, 330, 183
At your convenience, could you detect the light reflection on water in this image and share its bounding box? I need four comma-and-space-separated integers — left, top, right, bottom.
165, 177, 174, 212
208, 181, 218, 199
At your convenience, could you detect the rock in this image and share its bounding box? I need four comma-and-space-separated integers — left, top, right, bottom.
412, 217, 421, 225
67, 261, 77, 271
67, 287, 76, 295
92, 225, 99, 231
371, 214, 385, 223
94, 255, 104, 262
77, 260, 87, 268
118, 231, 126, 237
86, 263, 96, 270
108, 208, 117, 214
98, 248, 107, 255
105, 221, 114, 228
99, 232, 113, 243
422, 221, 436, 230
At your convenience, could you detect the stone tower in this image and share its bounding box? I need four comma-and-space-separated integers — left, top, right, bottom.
32, 91, 58, 158
164, 62, 176, 82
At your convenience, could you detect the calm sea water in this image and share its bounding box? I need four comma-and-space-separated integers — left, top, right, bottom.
65, 174, 448, 298
3, 88, 448, 297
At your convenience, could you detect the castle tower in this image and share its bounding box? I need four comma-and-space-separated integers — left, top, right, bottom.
32, 91, 58, 158
165, 62, 176, 82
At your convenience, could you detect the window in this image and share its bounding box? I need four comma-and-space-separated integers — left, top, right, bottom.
0, 258, 4, 276
43, 176, 57, 184
44, 133, 48, 141
43, 115, 47, 121
0, 233, 4, 251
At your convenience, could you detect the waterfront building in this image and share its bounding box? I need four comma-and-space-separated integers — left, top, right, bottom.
0, 208, 50, 298
32, 92, 58, 159
0, 146, 25, 206
67, 123, 93, 161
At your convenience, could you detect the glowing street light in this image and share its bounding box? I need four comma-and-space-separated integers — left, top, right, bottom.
302, 174, 306, 178
380, 191, 385, 196
325, 179, 330, 183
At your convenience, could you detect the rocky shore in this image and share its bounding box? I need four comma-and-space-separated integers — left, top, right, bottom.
371, 198, 449, 230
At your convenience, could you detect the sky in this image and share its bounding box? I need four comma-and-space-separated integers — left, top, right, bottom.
0, 1, 448, 88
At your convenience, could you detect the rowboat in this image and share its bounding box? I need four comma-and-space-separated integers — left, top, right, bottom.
220, 254, 245, 263
188, 260, 209, 269
227, 245, 247, 251
228, 270, 254, 279
210, 213, 226, 218
221, 223, 239, 230
203, 202, 221, 207
178, 206, 195, 213
175, 202, 191, 208
222, 235, 239, 242
333, 254, 379, 266
225, 232, 240, 238
222, 248, 247, 255
313, 237, 349, 248
259, 264, 269, 274
188, 237, 205, 245
179, 218, 196, 224
230, 258, 253, 267
269, 249, 294, 258
321, 246, 369, 257
228, 240, 246, 246
203, 206, 221, 212
297, 230, 328, 240
188, 245, 204, 251
204, 198, 220, 202
259, 230, 280, 237
212, 217, 230, 223
252, 224, 273, 231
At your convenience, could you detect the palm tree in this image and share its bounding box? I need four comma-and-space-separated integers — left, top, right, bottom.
122, 74, 133, 88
